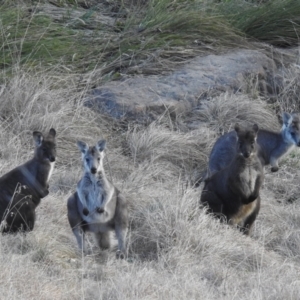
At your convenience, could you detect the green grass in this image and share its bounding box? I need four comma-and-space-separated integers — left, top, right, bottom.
221, 0, 300, 46
0, 0, 299, 82
0, 6, 86, 70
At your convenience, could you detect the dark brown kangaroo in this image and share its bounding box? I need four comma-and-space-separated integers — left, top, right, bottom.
0, 129, 56, 233
208, 112, 300, 176
200, 124, 264, 235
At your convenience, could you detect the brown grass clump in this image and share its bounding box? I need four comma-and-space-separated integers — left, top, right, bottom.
190, 92, 279, 135
275, 64, 300, 113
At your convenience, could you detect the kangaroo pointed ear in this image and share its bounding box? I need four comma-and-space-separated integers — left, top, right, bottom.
252, 124, 259, 133
234, 123, 240, 133
48, 128, 56, 138
77, 141, 88, 154
97, 140, 106, 152
33, 131, 43, 147
282, 112, 292, 126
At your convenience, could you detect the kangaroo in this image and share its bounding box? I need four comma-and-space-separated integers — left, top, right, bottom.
0, 184, 36, 233
200, 123, 264, 235
0, 128, 56, 232
67, 140, 128, 259
208, 112, 300, 176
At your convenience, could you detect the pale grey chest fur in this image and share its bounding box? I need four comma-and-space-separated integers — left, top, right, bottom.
83, 180, 105, 210
238, 166, 258, 198
47, 162, 55, 183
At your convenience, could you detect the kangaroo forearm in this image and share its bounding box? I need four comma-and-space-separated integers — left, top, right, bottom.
247, 192, 259, 203
36, 187, 49, 198
77, 189, 89, 215
77, 191, 88, 207
247, 177, 263, 202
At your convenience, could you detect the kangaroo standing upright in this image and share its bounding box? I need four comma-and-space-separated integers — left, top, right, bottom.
200, 124, 264, 235
67, 140, 128, 259
208, 112, 300, 176
0, 129, 56, 233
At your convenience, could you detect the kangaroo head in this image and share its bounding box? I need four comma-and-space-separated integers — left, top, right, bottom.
282, 112, 300, 146
77, 140, 106, 175
33, 128, 56, 163
235, 123, 259, 159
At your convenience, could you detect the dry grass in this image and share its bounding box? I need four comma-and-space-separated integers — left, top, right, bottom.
0, 64, 300, 299
185, 92, 280, 135
275, 63, 300, 113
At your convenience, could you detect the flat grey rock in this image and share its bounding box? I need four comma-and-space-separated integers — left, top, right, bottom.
86, 49, 277, 121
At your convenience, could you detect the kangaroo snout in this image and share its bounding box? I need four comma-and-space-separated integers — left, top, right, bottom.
91, 167, 97, 174
49, 156, 56, 162
243, 152, 251, 158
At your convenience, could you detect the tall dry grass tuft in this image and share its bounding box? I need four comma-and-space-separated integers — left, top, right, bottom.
276, 64, 300, 113
0, 70, 113, 173
126, 121, 212, 186
192, 92, 279, 135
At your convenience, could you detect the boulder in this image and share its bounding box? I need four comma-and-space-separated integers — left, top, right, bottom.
85, 49, 277, 121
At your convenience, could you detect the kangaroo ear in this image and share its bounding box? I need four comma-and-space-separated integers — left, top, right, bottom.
252, 123, 259, 133
234, 123, 240, 133
77, 141, 88, 154
282, 112, 292, 126
48, 128, 56, 138
97, 140, 106, 152
33, 131, 43, 147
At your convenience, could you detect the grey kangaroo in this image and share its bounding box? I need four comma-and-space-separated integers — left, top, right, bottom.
208, 112, 300, 176
67, 140, 128, 259
0, 128, 56, 232
200, 124, 264, 235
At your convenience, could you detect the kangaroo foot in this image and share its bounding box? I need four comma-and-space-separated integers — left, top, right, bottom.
116, 249, 126, 260
271, 166, 279, 172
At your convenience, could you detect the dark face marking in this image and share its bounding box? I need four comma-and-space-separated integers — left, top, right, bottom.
235, 125, 258, 159
37, 139, 56, 162
83, 146, 104, 175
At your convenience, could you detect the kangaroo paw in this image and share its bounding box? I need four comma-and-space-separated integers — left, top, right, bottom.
37, 188, 49, 198
96, 207, 104, 214
116, 250, 126, 260
42, 189, 49, 197
271, 166, 279, 172
83, 208, 89, 216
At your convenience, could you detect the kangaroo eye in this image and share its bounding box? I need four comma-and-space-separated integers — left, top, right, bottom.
86, 158, 90, 163
97, 157, 100, 162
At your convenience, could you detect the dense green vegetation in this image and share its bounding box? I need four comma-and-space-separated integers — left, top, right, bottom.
0, 0, 299, 80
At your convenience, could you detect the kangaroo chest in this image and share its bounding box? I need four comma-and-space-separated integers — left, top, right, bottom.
86, 182, 105, 207
47, 162, 55, 183
84, 183, 116, 225
236, 166, 258, 196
